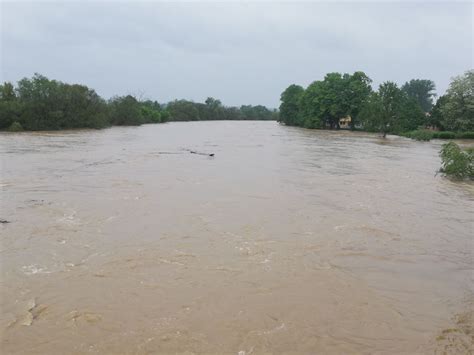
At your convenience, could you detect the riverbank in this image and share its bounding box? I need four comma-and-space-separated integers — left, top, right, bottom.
400, 129, 474, 141
278, 123, 474, 142
0, 74, 277, 132
5, 120, 473, 145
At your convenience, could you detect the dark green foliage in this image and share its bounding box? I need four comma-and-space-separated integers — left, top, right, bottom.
314, 72, 349, 129
109, 95, 144, 126
279, 71, 372, 130
433, 131, 456, 139
141, 106, 161, 123
240, 105, 277, 121
0, 74, 276, 131
167, 100, 201, 121
396, 97, 425, 133
428, 95, 448, 129
439, 142, 474, 179
401, 130, 474, 141
279, 70, 471, 137
346, 71, 373, 129
279, 84, 304, 126
0, 82, 16, 101
204, 97, 224, 120
439, 71, 474, 132
166, 99, 276, 122
1, 74, 110, 130
456, 132, 474, 139
401, 130, 433, 141
8, 121, 23, 132
140, 100, 162, 123
360, 82, 425, 136
428, 74, 474, 131
0, 82, 21, 129
401, 79, 436, 112
357, 93, 379, 133
0, 100, 23, 129
299, 80, 325, 129
160, 109, 171, 122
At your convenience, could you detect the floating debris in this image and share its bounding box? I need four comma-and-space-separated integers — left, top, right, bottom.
182, 148, 215, 157
31, 304, 48, 320
190, 150, 214, 157
26, 298, 36, 311
154, 151, 184, 155
20, 312, 33, 326
19, 298, 47, 326
68, 310, 102, 324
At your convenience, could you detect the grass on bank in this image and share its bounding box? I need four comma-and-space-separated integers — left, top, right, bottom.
400, 130, 474, 141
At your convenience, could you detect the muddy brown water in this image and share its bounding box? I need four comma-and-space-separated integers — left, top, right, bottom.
0, 121, 473, 354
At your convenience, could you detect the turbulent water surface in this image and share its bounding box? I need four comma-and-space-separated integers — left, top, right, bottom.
1, 121, 473, 354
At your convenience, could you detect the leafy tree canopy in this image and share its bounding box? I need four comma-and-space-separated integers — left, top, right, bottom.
0, 74, 277, 131
401, 79, 436, 112
440, 70, 474, 132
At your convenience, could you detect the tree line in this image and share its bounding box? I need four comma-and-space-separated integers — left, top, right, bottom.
0, 74, 277, 131
279, 70, 473, 136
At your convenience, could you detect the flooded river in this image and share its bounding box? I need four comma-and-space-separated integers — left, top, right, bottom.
1, 121, 473, 354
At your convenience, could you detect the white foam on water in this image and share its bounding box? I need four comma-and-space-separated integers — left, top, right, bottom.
57, 210, 80, 225
22, 265, 52, 275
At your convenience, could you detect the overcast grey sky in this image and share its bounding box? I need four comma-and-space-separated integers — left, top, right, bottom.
1, 1, 472, 107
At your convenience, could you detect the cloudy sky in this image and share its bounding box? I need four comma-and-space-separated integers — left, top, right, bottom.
1, 1, 472, 107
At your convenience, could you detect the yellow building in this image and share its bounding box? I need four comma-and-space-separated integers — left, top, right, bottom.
339, 116, 351, 129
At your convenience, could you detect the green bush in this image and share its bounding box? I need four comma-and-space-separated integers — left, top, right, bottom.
8, 121, 23, 132
433, 131, 456, 139
439, 142, 474, 179
456, 132, 474, 139
401, 130, 474, 141
402, 130, 433, 141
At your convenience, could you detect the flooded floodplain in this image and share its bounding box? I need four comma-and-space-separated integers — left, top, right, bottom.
1, 121, 473, 354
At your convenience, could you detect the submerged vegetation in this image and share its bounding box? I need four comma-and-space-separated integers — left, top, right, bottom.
0, 74, 277, 131
279, 70, 473, 139
401, 130, 474, 141
439, 142, 474, 180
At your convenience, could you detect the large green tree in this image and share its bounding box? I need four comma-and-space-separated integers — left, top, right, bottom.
14, 73, 109, 130
240, 105, 274, 121
0, 82, 23, 129
109, 95, 143, 126
346, 71, 372, 129
203, 97, 224, 120
279, 84, 304, 126
401, 79, 436, 112
167, 100, 200, 121
140, 100, 162, 123
360, 81, 424, 136
281, 71, 372, 130
318, 72, 349, 129
0, 82, 16, 101
440, 70, 474, 131
299, 80, 325, 129
428, 95, 448, 129
16, 74, 64, 130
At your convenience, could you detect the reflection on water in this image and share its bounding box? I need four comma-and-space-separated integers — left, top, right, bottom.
1, 121, 473, 354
